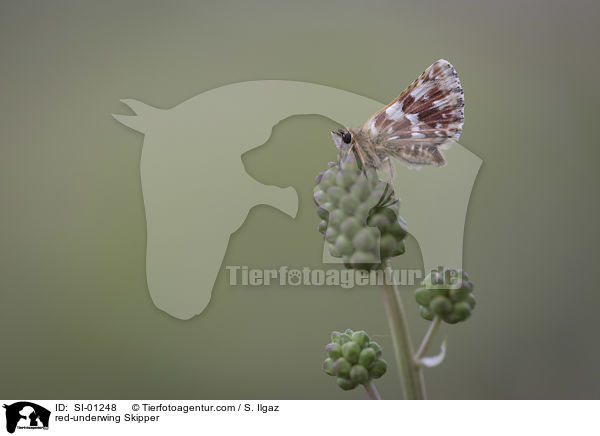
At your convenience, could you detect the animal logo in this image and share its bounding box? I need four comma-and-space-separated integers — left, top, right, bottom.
113, 80, 481, 320
3, 402, 50, 434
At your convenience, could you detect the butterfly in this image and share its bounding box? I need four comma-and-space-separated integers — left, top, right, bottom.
331, 59, 464, 170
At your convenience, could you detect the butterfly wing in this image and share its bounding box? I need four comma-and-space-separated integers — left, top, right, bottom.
362, 59, 465, 167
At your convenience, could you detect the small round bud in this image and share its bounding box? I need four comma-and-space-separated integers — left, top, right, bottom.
332, 358, 351, 377
350, 365, 369, 384
353, 228, 377, 252
336, 170, 356, 189
326, 186, 344, 206
419, 306, 435, 321
337, 377, 357, 391
452, 301, 472, 321
314, 190, 327, 205
430, 296, 453, 315
368, 341, 383, 358
351, 330, 370, 348
369, 359, 387, 379
322, 358, 334, 375
334, 235, 354, 256
443, 312, 462, 324
340, 216, 361, 238
328, 209, 346, 228
317, 206, 329, 220
350, 180, 370, 202
320, 170, 337, 186
358, 347, 377, 367
324, 226, 339, 244
379, 234, 398, 258
449, 286, 471, 302
430, 288, 450, 298
318, 220, 328, 235
325, 342, 342, 360
340, 194, 360, 215
465, 295, 476, 309
338, 333, 352, 345
349, 251, 379, 267
415, 288, 431, 306
368, 214, 391, 233
341, 341, 361, 364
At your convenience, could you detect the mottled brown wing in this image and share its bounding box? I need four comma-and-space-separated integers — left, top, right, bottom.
362, 59, 465, 167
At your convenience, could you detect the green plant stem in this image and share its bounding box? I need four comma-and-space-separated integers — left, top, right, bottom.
382, 260, 427, 400
363, 380, 382, 400
415, 316, 442, 361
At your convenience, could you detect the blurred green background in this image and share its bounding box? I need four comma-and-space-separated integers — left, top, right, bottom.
1, 0, 599, 399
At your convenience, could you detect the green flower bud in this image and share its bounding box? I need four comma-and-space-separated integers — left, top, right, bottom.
351, 330, 370, 348
358, 347, 377, 367
334, 235, 354, 256
318, 220, 328, 235
452, 301, 472, 321
430, 296, 453, 315
341, 341, 361, 364
326, 186, 345, 206
352, 228, 377, 252
350, 180, 370, 202
443, 312, 462, 324
322, 358, 334, 376
430, 288, 450, 298
368, 214, 391, 233
379, 234, 398, 258
336, 170, 356, 189
340, 194, 360, 215
368, 341, 383, 358
349, 251, 380, 269
314, 190, 327, 205
328, 209, 345, 228
332, 358, 351, 377
331, 331, 341, 343
449, 286, 471, 302
337, 377, 358, 391
320, 170, 336, 187
419, 306, 435, 321
324, 226, 339, 244
369, 359, 387, 379
350, 365, 369, 384
340, 216, 361, 238
325, 342, 342, 360
465, 295, 476, 310
338, 333, 352, 345
317, 206, 329, 221
415, 288, 431, 306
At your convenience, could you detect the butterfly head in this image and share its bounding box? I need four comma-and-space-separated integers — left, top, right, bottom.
330, 128, 355, 152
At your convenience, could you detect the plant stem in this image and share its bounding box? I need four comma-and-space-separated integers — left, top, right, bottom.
382, 260, 427, 400
415, 316, 442, 361
363, 380, 382, 400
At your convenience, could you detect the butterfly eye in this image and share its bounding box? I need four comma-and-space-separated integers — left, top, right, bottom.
342, 131, 352, 144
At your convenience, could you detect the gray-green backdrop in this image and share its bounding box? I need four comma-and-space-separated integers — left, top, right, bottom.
1, 0, 599, 399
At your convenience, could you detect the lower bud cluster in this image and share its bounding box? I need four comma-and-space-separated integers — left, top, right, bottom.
415, 269, 476, 324
322, 329, 387, 390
